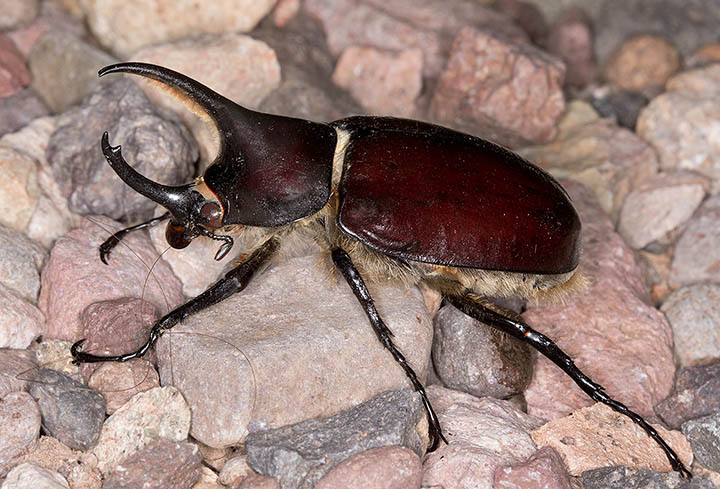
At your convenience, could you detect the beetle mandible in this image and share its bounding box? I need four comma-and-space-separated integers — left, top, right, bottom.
71, 62, 690, 479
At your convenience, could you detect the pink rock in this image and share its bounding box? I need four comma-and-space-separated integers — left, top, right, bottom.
0, 283, 43, 349
77, 298, 159, 380
20, 436, 102, 489
422, 386, 543, 489
236, 474, 280, 489
670, 195, 720, 286
38, 216, 184, 342
0, 348, 37, 398
604, 35, 680, 95
272, 0, 301, 27
493, 446, 572, 489
315, 446, 422, 489
332, 46, 423, 117
0, 34, 30, 98
88, 359, 160, 414
430, 27, 565, 145
523, 182, 676, 422
0, 391, 41, 477
304, 0, 525, 78
530, 403, 692, 476
547, 8, 596, 88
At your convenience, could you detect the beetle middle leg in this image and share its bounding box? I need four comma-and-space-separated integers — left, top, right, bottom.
446, 291, 692, 479
331, 248, 447, 451
72, 238, 280, 363
99, 211, 171, 264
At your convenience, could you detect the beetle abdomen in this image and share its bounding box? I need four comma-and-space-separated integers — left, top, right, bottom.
334, 117, 581, 275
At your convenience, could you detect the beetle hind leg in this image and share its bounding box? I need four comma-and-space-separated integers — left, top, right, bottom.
331, 248, 447, 451
446, 291, 692, 480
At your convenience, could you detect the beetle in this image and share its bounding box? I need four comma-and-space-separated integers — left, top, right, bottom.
71, 62, 690, 479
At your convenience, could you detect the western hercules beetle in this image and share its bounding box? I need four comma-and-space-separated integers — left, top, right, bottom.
70, 62, 691, 479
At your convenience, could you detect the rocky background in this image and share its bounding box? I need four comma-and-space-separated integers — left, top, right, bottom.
1, 0, 720, 488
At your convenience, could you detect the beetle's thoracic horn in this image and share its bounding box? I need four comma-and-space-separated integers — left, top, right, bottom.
101, 132, 202, 219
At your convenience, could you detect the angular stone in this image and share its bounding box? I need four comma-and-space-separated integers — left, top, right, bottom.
523, 182, 675, 422
0, 224, 46, 301
219, 456, 253, 486
682, 414, 720, 472
618, 172, 708, 249
103, 439, 202, 489
1, 462, 69, 489
0, 283, 43, 349
88, 359, 160, 414
28, 369, 105, 451
430, 26, 565, 146
519, 101, 658, 222
246, 390, 425, 489
655, 362, 720, 429
28, 338, 78, 379
582, 465, 716, 489
637, 65, 720, 187
422, 386, 542, 489
0, 348, 36, 398
46, 77, 197, 221
28, 31, 116, 112
93, 386, 191, 474
604, 35, 680, 95
332, 46, 423, 117
155, 253, 433, 448
38, 216, 184, 341
493, 446, 572, 489
531, 403, 692, 476
78, 298, 159, 380
84, 0, 276, 57
315, 446, 422, 489
0, 34, 30, 98
661, 284, 720, 367
671, 196, 720, 286
432, 303, 532, 399
132, 34, 281, 164
0, 391, 41, 477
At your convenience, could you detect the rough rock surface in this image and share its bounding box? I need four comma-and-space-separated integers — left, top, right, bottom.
603, 34, 680, 95
0, 391, 41, 477
493, 446, 572, 489
670, 196, 720, 287
315, 446, 422, 489
655, 362, 720, 429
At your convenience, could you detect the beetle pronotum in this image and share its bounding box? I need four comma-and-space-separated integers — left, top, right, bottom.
71, 62, 690, 479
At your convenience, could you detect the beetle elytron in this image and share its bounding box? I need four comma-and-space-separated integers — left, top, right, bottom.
71, 62, 690, 478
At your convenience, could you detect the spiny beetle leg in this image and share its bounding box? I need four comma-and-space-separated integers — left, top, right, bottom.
331, 248, 448, 451
73, 238, 280, 364
446, 293, 692, 480
99, 212, 171, 264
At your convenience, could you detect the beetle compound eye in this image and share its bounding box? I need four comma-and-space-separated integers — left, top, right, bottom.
165, 221, 193, 249
200, 202, 223, 229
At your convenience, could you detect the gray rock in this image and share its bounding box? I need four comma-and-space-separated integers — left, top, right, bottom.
585, 86, 648, 130
0, 224, 46, 302
655, 362, 720, 429
27, 369, 105, 451
671, 195, 720, 287
682, 414, 720, 472
155, 253, 433, 448
46, 77, 198, 221
28, 31, 117, 113
246, 390, 425, 489
0, 391, 41, 477
103, 439, 202, 489
432, 303, 532, 399
581, 465, 715, 489
0, 88, 48, 137
662, 284, 720, 367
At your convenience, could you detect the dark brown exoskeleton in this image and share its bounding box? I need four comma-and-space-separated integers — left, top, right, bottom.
72, 62, 691, 479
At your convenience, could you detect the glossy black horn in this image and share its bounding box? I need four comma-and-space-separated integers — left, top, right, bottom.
101, 132, 202, 219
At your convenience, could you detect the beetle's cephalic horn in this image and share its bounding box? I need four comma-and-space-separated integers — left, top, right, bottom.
100, 132, 202, 220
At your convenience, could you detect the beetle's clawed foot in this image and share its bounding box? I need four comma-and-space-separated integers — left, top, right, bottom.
198, 228, 234, 261
99, 235, 121, 264
426, 415, 449, 453
674, 460, 693, 480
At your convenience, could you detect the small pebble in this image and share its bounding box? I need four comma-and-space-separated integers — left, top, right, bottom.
0, 391, 41, 477
671, 195, 720, 286
1, 462, 69, 489
655, 362, 720, 429
0, 33, 31, 98
603, 34, 680, 95
582, 465, 715, 489
88, 359, 160, 415
315, 446, 422, 489
0, 348, 37, 398
493, 446, 572, 489
546, 8, 596, 88
682, 414, 720, 473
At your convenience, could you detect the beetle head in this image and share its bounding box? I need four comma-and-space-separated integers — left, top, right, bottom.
100, 131, 233, 260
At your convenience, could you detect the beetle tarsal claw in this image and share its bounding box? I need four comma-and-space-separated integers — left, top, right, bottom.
198, 228, 234, 260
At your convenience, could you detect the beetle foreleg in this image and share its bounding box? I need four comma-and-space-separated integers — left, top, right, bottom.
331, 248, 447, 452
99, 212, 171, 264
72, 238, 280, 364
446, 292, 692, 480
